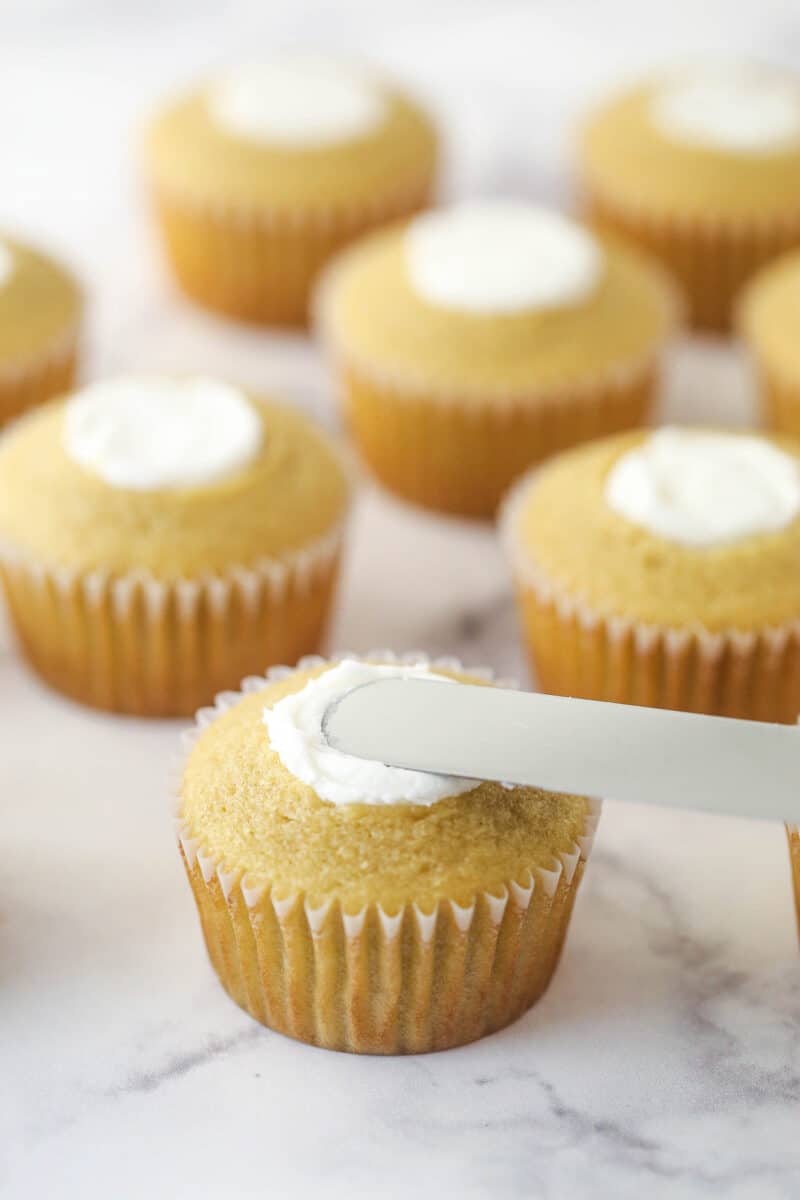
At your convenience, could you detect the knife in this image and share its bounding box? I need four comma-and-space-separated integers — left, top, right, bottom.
322, 679, 800, 822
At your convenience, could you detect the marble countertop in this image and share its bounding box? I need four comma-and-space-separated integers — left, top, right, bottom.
3, 2, 800, 1197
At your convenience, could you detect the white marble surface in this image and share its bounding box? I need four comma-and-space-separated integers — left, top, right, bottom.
2, 2, 800, 1197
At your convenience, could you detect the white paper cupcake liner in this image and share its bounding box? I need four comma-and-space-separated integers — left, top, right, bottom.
0, 520, 348, 716
152, 172, 437, 231
582, 175, 800, 330
151, 169, 435, 327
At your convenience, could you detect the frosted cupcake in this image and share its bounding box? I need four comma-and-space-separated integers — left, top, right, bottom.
317, 201, 677, 518
739, 249, 800, 436
0, 376, 350, 716
579, 64, 800, 331
502, 427, 800, 723
145, 55, 438, 326
0, 235, 82, 427
177, 653, 600, 1054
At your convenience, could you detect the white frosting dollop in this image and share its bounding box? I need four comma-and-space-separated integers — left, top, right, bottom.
651, 67, 800, 153
64, 375, 263, 491
208, 57, 386, 146
405, 202, 603, 315
605, 428, 800, 547
0, 241, 14, 289
264, 660, 479, 807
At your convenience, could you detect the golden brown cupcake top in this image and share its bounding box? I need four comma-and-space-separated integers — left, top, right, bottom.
508, 428, 800, 631
580, 68, 800, 222
0, 236, 82, 368
180, 660, 590, 911
0, 378, 349, 578
319, 211, 676, 397
145, 59, 437, 214
739, 249, 800, 381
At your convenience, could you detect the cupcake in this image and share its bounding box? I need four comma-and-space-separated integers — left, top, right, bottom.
317, 201, 677, 518
739, 249, 800, 436
0, 375, 350, 716
502, 426, 800, 723
177, 653, 600, 1054
0, 234, 82, 427
579, 63, 800, 331
144, 55, 438, 326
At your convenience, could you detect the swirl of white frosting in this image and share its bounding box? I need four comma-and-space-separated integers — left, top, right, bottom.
405, 202, 602, 315
605, 428, 800, 547
651, 67, 800, 153
263, 660, 479, 807
63, 375, 263, 491
208, 57, 386, 146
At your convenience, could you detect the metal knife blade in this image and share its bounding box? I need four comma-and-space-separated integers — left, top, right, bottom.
322, 679, 800, 823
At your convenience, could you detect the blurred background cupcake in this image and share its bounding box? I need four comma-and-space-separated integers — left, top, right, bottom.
502, 426, 800, 723
739, 248, 800, 436
0, 374, 350, 715
177, 652, 600, 1054
144, 53, 438, 326
0, 234, 82, 427
578, 62, 800, 332
317, 200, 677, 518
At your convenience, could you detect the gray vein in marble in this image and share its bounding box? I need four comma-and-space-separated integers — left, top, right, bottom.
109, 1026, 264, 1097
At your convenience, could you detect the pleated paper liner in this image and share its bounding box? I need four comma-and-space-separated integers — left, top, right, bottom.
584, 182, 800, 334
0, 325, 80, 428
500, 472, 800, 724
333, 356, 660, 519
316, 269, 674, 518
152, 175, 434, 327
0, 523, 346, 717
175, 652, 602, 1054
